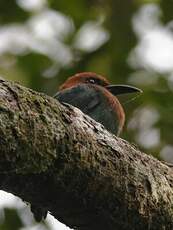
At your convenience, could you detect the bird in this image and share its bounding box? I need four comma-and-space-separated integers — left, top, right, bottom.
54, 72, 142, 135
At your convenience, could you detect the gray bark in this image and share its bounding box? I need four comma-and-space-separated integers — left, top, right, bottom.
0, 78, 173, 230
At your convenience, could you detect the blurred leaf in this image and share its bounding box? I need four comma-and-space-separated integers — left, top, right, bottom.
0, 0, 28, 23
160, 0, 173, 23
0, 208, 23, 230
48, 0, 90, 27
17, 53, 52, 91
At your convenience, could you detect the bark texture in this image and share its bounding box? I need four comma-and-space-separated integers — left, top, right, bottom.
0, 78, 173, 230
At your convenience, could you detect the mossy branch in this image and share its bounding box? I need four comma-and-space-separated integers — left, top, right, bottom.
0, 78, 173, 230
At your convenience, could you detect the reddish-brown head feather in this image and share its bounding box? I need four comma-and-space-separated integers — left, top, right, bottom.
59, 72, 109, 90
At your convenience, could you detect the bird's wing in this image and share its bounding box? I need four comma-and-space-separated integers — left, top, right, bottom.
54, 84, 119, 134
54, 84, 100, 113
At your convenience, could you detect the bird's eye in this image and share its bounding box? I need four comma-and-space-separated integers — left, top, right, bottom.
87, 78, 96, 84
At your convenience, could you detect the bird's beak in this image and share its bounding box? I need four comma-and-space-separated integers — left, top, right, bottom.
106, 84, 142, 96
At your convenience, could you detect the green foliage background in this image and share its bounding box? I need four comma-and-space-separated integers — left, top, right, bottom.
0, 0, 173, 229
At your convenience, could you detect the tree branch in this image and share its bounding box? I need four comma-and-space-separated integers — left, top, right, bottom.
0, 78, 173, 230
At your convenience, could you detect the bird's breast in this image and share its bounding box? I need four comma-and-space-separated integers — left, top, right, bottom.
54, 84, 124, 135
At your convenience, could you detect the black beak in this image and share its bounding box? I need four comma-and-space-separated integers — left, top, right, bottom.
106, 84, 142, 96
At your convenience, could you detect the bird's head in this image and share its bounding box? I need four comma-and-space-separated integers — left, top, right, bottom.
59, 72, 142, 96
